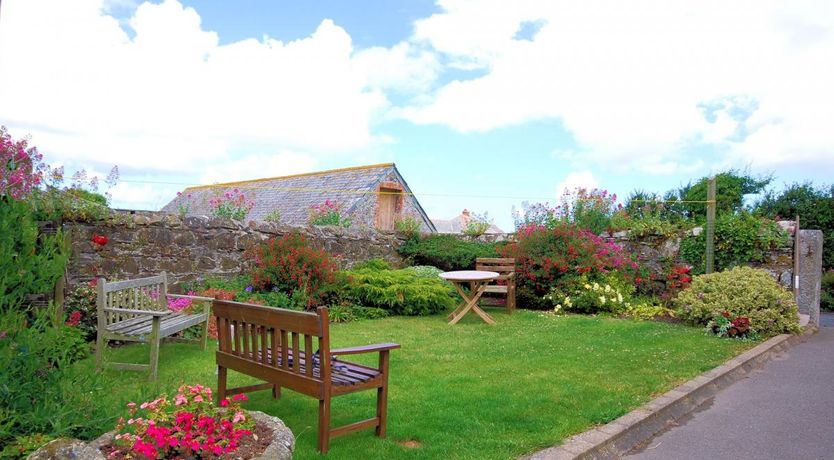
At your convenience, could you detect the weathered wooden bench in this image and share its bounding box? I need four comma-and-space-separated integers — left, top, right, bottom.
475, 257, 517, 313
213, 300, 400, 453
95, 272, 211, 380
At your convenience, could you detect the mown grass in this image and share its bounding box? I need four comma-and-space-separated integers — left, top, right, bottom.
87, 310, 752, 459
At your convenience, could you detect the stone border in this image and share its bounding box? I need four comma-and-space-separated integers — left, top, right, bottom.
521, 325, 819, 460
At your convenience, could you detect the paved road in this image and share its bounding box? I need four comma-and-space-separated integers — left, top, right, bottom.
625, 312, 834, 460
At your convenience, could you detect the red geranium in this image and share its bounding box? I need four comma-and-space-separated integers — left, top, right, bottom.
92, 234, 108, 246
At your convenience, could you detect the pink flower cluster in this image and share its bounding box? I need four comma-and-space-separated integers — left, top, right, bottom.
1, 126, 47, 200
112, 384, 252, 459
167, 292, 195, 313
209, 188, 254, 220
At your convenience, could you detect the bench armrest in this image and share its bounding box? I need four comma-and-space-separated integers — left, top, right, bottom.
168, 294, 214, 302
104, 307, 171, 317
330, 343, 401, 355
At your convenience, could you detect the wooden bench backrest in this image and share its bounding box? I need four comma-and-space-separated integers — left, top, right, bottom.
475, 258, 516, 281
97, 273, 168, 326
213, 300, 331, 396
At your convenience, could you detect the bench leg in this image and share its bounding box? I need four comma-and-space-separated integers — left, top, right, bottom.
376, 350, 391, 437
200, 318, 209, 351
272, 384, 281, 399
217, 366, 228, 401
95, 333, 106, 368
318, 397, 331, 453
149, 317, 161, 380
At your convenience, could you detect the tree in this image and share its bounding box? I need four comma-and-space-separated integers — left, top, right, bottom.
677, 170, 771, 219
756, 182, 834, 269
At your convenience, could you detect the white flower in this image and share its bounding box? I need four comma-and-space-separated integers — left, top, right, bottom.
599, 296, 606, 304
605, 285, 612, 293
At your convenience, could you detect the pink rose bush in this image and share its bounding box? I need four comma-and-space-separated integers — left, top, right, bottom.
110, 384, 253, 459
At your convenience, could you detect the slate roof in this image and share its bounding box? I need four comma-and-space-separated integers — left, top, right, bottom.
161, 163, 435, 230
432, 209, 505, 234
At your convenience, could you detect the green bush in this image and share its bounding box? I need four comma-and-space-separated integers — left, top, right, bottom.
397, 234, 499, 271
680, 212, 789, 274
343, 266, 456, 316
0, 307, 113, 453
544, 273, 635, 314
404, 265, 444, 279
821, 270, 834, 312
756, 182, 834, 270
0, 198, 68, 312
674, 266, 800, 337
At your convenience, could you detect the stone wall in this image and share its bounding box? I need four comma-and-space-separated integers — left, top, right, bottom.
66, 211, 406, 289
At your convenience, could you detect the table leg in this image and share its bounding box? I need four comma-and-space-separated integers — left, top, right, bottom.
447, 283, 472, 321
448, 282, 496, 325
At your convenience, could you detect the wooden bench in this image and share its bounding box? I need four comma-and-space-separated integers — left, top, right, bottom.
95, 273, 211, 380
475, 257, 517, 313
213, 300, 400, 453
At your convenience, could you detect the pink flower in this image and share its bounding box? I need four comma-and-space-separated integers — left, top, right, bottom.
232, 393, 248, 402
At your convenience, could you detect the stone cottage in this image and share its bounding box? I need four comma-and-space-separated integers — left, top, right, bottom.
161, 163, 436, 232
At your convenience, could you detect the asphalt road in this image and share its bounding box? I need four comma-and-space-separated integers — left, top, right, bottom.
625, 312, 834, 460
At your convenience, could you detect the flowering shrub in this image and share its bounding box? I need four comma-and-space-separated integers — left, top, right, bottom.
1, 126, 47, 200
500, 222, 640, 308
209, 188, 254, 221
706, 311, 753, 338
674, 266, 800, 337
64, 280, 99, 340
661, 265, 692, 301
513, 189, 624, 235
109, 384, 253, 459
176, 191, 192, 218
544, 274, 634, 314
462, 211, 492, 237
246, 232, 338, 308
308, 199, 351, 227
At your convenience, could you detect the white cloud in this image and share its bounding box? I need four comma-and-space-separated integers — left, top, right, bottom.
199, 151, 318, 184
554, 170, 598, 197
402, 0, 834, 172
0, 0, 392, 208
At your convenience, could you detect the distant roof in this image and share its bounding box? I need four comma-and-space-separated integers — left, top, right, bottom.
161, 163, 435, 230
432, 209, 504, 234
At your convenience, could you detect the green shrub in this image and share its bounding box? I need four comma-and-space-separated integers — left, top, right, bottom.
544, 273, 635, 314
680, 212, 789, 274
343, 267, 455, 315
821, 270, 834, 312
327, 305, 390, 323
462, 211, 492, 237
394, 215, 422, 238
621, 300, 677, 321
0, 198, 68, 312
404, 265, 444, 279
756, 182, 834, 270
397, 234, 499, 271
0, 307, 113, 452
352, 258, 391, 271
674, 266, 800, 337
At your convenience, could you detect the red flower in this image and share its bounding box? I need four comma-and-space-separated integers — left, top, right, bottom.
92, 234, 108, 246
722, 311, 731, 318
65, 310, 82, 326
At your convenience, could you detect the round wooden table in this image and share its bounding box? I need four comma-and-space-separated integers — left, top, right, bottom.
439, 270, 499, 325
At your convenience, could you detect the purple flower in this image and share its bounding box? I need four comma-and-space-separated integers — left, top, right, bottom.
245, 285, 253, 293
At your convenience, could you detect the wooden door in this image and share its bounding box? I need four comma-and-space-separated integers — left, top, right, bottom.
377, 189, 398, 231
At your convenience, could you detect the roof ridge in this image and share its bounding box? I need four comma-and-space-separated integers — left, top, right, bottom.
185, 163, 395, 191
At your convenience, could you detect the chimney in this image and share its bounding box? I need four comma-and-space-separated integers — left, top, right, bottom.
462, 209, 470, 217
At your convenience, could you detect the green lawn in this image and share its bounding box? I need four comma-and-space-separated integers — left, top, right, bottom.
91, 310, 752, 459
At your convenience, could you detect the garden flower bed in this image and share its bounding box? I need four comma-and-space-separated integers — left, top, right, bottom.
88, 310, 752, 460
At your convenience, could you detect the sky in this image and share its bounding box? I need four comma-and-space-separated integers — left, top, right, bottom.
1, 0, 833, 232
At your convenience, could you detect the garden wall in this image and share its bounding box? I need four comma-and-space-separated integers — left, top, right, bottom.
65, 211, 406, 289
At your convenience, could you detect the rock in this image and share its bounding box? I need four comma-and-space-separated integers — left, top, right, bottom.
132, 214, 150, 225
690, 226, 703, 236
611, 230, 629, 239
28, 438, 105, 460
250, 410, 295, 460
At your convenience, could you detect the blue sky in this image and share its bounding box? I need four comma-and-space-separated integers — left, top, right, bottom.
1, 0, 832, 231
